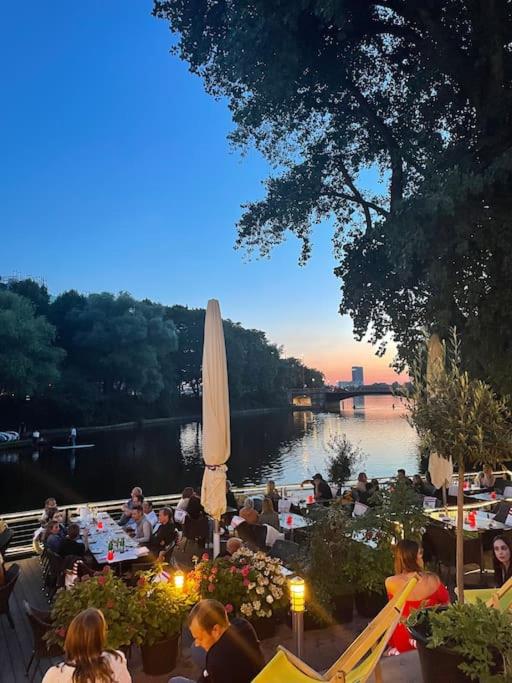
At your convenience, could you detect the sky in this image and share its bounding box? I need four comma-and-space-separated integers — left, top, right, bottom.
0, 1, 406, 385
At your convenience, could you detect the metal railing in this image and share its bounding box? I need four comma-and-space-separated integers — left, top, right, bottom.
2, 471, 511, 558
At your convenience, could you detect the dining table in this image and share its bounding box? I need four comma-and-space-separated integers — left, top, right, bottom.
428, 509, 512, 532
279, 512, 310, 541
73, 511, 149, 565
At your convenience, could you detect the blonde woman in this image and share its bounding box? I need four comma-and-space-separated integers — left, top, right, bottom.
42, 608, 131, 682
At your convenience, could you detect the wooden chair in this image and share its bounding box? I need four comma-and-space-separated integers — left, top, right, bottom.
0, 563, 20, 628
24, 601, 63, 682
253, 575, 419, 683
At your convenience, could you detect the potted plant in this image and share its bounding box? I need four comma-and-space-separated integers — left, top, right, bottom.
407, 330, 512, 601
407, 602, 511, 683
230, 547, 289, 639
134, 571, 196, 675
46, 567, 139, 651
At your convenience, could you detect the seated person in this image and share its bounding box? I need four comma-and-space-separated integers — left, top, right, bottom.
234, 520, 267, 552
121, 507, 137, 531
44, 520, 63, 554
40, 497, 58, 524
169, 599, 264, 683
423, 471, 438, 496
148, 506, 176, 555
492, 535, 512, 587
118, 486, 143, 525
474, 464, 496, 489
131, 505, 152, 545
176, 486, 195, 512
301, 473, 333, 503
259, 497, 279, 530
219, 537, 243, 558
225, 480, 237, 509
396, 469, 413, 486
0, 554, 5, 586
174, 497, 210, 567
143, 500, 158, 527
239, 498, 260, 525
412, 474, 425, 495
385, 539, 449, 654
59, 523, 86, 559
355, 472, 368, 493
265, 480, 281, 511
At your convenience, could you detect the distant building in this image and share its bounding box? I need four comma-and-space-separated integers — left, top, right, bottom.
351, 366, 364, 387
336, 380, 352, 389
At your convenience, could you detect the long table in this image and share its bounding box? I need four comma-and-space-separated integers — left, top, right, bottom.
74, 512, 149, 564
428, 509, 512, 532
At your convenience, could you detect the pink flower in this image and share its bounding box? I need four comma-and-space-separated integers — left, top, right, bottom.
243, 578, 250, 587
225, 603, 234, 614
211, 566, 218, 574
241, 566, 250, 577
81, 574, 90, 582
230, 566, 237, 574
102, 566, 111, 574
208, 583, 216, 593
202, 553, 209, 561
137, 577, 146, 587
97, 576, 106, 586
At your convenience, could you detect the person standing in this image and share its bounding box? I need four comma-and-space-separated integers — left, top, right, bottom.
70, 426, 77, 447
301, 473, 333, 503
32, 428, 40, 447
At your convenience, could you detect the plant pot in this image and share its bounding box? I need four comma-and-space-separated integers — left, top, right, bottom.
141, 633, 180, 676
409, 621, 473, 683
249, 615, 277, 640
332, 593, 354, 623
355, 591, 387, 618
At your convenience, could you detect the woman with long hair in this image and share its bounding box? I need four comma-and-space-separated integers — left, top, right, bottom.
259, 497, 280, 529
385, 539, 449, 654
265, 480, 281, 510
42, 608, 131, 682
492, 535, 512, 587
173, 495, 210, 568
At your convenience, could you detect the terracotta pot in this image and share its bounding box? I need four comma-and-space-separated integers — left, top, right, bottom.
140, 632, 180, 676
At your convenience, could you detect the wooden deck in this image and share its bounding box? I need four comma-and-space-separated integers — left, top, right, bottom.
0, 557, 422, 683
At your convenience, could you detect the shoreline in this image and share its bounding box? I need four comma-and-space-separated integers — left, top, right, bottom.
0, 405, 295, 450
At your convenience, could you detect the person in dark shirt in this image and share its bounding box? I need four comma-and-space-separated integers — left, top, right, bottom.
301, 473, 333, 502
44, 520, 63, 554
169, 599, 264, 683
59, 523, 86, 559
225, 480, 237, 509
148, 507, 176, 556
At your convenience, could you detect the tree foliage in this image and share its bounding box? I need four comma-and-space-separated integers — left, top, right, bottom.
154, 1, 512, 391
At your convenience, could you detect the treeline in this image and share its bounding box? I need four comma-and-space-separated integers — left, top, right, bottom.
0, 279, 324, 428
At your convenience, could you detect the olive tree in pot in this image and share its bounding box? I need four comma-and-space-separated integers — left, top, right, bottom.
407, 601, 512, 683
134, 573, 196, 676
407, 330, 512, 602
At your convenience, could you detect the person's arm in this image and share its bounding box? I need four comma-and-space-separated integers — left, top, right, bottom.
111, 651, 132, 683
301, 479, 314, 487
138, 519, 152, 544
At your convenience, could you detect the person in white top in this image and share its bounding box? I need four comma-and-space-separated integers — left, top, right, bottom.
143, 500, 158, 527
176, 486, 195, 512
42, 607, 131, 683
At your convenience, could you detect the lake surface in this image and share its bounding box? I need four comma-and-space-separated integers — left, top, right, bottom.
0, 395, 419, 513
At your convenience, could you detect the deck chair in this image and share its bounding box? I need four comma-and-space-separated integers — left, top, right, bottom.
253, 575, 419, 683
460, 575, 512, 611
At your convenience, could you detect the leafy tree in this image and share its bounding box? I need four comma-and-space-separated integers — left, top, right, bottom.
6, 278, 50, 317
0, 290, 64, 395
407, 331, 512, 601
48, 289, 87, 351
154, 1, 512, 391
166, 305, 205, 398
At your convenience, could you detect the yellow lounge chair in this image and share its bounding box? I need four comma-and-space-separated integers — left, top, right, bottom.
253, 575, 419, 683
461, 575, 512, 610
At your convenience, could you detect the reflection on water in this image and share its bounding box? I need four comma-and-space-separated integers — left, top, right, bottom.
0, 395, 418, 513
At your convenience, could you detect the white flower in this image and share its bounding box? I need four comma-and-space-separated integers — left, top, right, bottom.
256, 586, 265, 595
253, 600, 261, 610
248, 582, 256, 590
266, 595, 274, 604
257, 610, 267, 618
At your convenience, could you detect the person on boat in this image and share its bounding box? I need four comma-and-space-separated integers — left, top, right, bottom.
265, 480, 281, 510
69, 426, 77, 447
474, 464, 496, 489
301, 473, 333, 503
42, 607, 131, 683
492, 535, 512, 587
169, 599, 263, 683
385, 539, 449, 654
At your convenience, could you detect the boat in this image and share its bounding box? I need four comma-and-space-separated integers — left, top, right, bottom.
52, 444, 95, 450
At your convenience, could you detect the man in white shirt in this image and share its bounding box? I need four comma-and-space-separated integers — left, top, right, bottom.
143, 500, 158, 527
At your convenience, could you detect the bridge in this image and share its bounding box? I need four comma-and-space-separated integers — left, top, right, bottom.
287, 386, 393, 409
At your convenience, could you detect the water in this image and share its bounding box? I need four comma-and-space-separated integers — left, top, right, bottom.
0, 395, 419, 513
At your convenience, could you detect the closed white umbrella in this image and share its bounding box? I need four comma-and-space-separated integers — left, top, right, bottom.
201, 300, 230, 556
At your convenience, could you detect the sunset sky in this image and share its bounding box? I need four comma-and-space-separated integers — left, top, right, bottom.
0, 1, 406, 385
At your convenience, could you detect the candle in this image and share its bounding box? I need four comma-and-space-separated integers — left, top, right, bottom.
97, 520, 103, 531
286, 514, 293, 526
491, 491, 497, 499
307, 495, 314, 505
107, 549, 114, 561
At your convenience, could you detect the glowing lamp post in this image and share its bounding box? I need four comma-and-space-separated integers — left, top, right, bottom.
173, 570, 185, 592
289, 576, 305, 657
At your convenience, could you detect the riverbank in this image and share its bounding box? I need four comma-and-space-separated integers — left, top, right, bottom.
0, 405, 293, 450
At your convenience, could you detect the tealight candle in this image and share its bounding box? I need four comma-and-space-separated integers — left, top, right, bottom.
286, 514, 293, 526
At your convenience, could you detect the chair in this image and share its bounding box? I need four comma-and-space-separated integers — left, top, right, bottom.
503, 486, 512, 499
462, 575, 512, 611
0, 527, 14, 559
24, 601, 63, 682
0, 563, 20, 628
44, 549, 65, 600
494, 479, 508, 495
253, 576, 419, 683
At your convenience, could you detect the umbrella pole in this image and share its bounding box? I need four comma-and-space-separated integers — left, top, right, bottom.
442, 484, 448, 513
213, 519, 221, 558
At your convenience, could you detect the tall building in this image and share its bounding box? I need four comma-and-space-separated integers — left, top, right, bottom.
351, 366, 364, 387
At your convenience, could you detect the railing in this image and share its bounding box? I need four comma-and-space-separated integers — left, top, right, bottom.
3, 471, 511, 558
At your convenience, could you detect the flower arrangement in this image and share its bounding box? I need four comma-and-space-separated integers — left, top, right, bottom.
187, 553, 246, 615
230, 547, 288, 620
46, 567, 140, 650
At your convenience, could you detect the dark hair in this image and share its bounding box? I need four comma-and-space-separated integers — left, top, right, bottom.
492, 535, 512, 587
160, 506, 173, 520
143, 500, 153, 509
397, 469, 406, 476
394, 539, 423, 574
182, 487, 194, 499
44, 497, 57, 508
132, 494, 144, 505
67, 523, 80, 540
313, 473, 323, 480
188, 599, 228, 632
131, 504, 143, 513
44, 520, 60, 540
186, 496, 205, 519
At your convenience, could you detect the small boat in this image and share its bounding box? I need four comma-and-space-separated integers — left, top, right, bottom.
52, 444, 95, 450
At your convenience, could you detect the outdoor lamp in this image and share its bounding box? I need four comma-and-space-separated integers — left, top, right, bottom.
289, 577, 305, 612
174, 570, 185, 592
